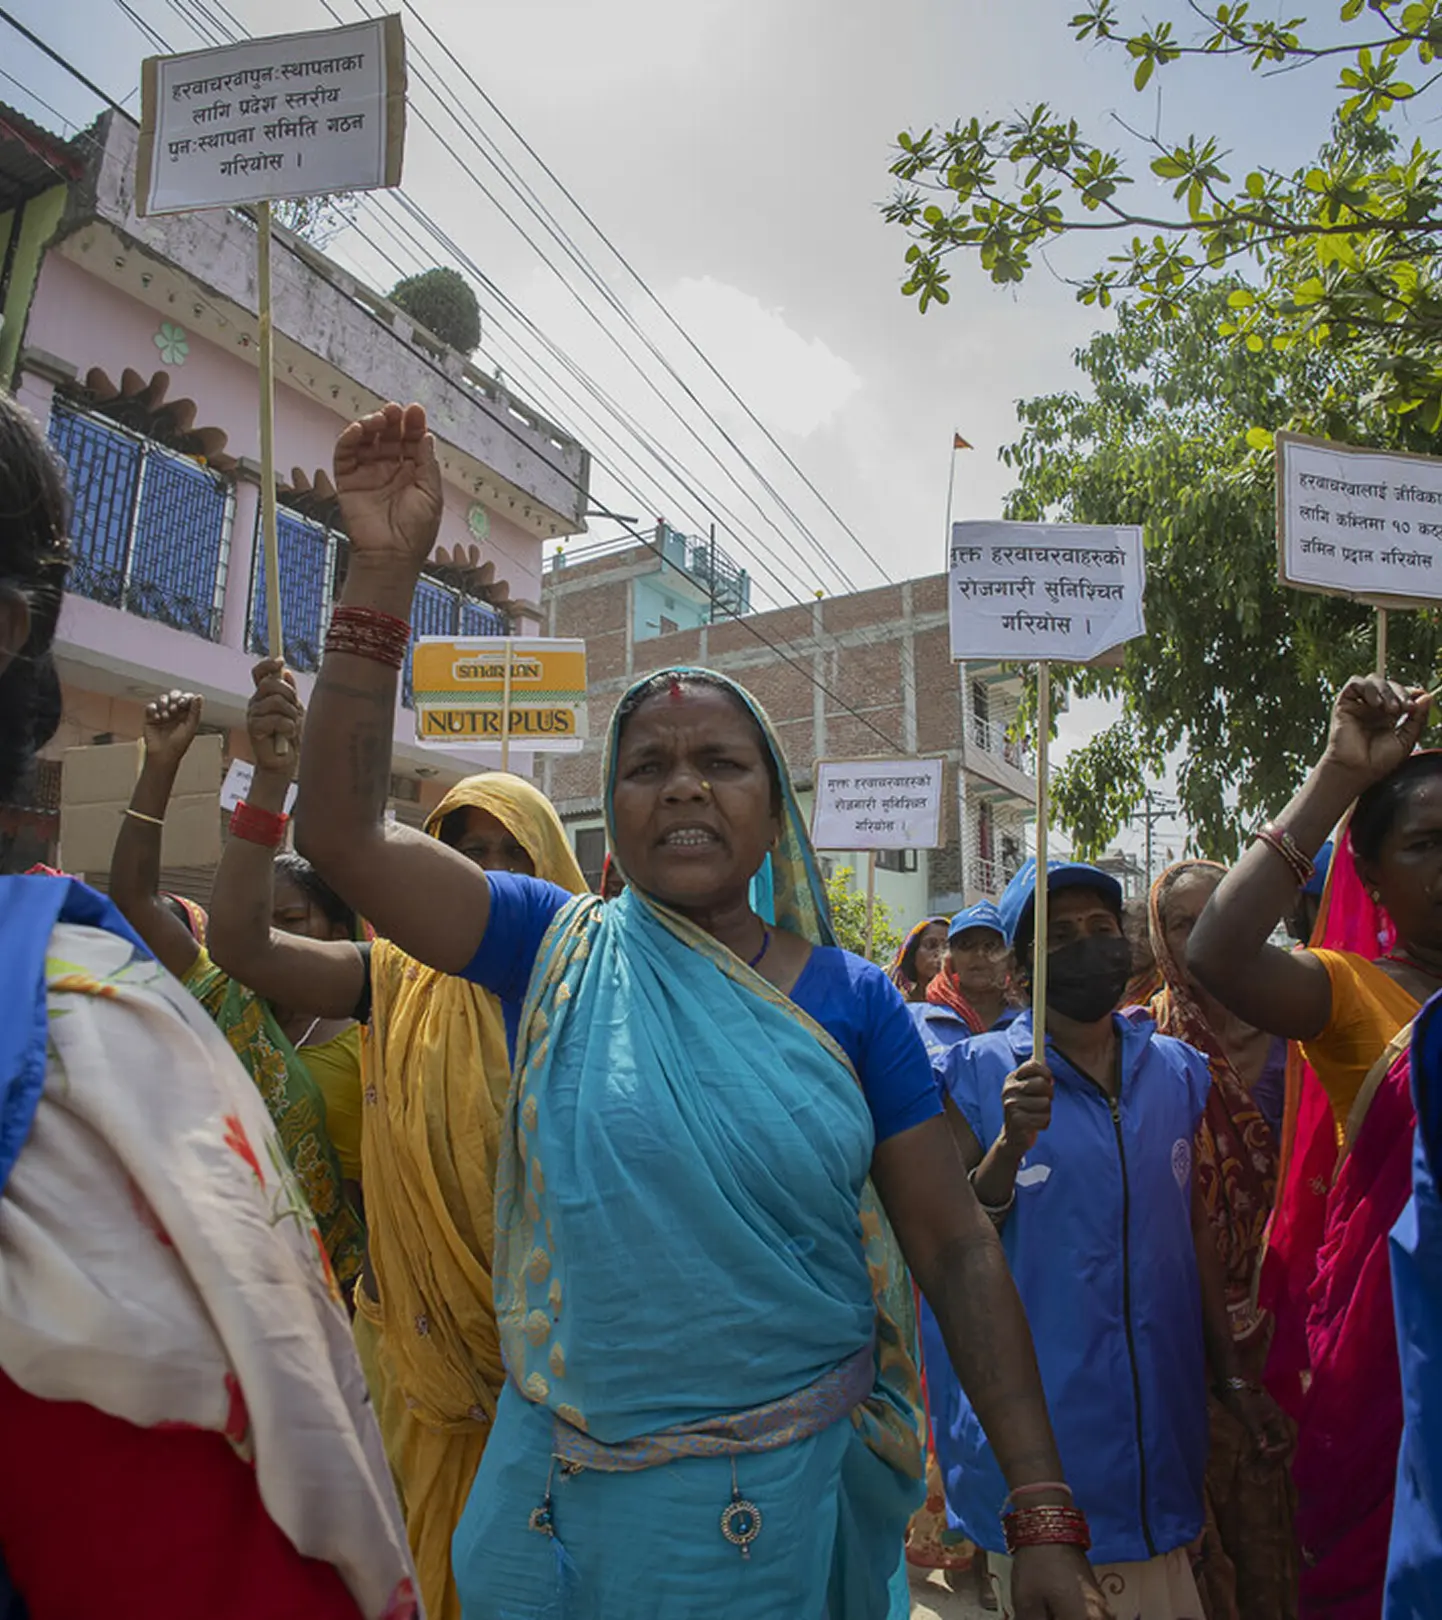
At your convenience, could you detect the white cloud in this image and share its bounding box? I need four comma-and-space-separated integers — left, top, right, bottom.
665, 277, 863, 440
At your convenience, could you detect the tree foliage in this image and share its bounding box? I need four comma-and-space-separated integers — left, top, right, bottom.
1004, 277, 1441, 857
824, 866, 903, 965
885, 0, 1442, 426
387, 267, 482, 354
271, 194, 358, 249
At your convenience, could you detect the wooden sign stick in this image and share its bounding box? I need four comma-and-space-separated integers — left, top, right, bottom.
1032, 660, 1052, 1063
256, 201, 287, 756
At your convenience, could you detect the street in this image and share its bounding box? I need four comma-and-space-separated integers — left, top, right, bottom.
908, 1564, 993, 1619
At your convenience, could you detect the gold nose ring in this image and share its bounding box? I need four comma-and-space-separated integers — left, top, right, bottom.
701, 780, 712, 794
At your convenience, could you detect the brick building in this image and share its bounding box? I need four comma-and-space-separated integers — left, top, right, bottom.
540, 533, 1036, 924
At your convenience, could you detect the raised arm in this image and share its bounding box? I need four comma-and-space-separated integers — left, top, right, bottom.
294, 403, 489, 974
1189, 675, 1431, 1040
873, 1118, 1107, 1619
206, 660, 367, 1017
108, 690, 205, 980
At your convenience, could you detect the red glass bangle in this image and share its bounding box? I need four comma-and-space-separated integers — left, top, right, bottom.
1001, 1504, 1092, 1554
230, 801, 289, 849
325, 604, 412, 670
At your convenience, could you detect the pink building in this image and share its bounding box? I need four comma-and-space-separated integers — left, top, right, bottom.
0, 105, 590, 878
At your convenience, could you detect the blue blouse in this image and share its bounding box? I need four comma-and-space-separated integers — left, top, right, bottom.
462, 872, 941, 1144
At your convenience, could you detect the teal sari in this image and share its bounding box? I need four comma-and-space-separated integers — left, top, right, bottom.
452, 671, 923, 1618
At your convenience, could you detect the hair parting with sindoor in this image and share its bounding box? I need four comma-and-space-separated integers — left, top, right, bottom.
0, 394, 70, 804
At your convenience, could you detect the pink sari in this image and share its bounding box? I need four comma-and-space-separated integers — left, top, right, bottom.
1260, 828, 1417, 1619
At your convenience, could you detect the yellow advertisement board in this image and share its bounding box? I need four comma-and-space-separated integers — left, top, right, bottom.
412, 637, 588, 752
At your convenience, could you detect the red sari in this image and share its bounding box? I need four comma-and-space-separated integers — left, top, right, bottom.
1260, 829, 1417, 1620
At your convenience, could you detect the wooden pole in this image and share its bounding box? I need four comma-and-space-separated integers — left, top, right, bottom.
256, 202, 287, 756
1377, 606, 1389, 680
863, 849, 878, 961
499, 636, 514, 772
1031, 660, 1051, 1063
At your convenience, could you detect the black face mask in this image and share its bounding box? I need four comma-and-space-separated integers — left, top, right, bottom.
1044, 934, 1133, 1024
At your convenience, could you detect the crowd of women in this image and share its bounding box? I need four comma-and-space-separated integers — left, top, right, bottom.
0, 387, 1437, 1620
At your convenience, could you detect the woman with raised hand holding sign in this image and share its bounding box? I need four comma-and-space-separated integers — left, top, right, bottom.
1190, 674, 1437, 1620
296, 401, 1110, 1620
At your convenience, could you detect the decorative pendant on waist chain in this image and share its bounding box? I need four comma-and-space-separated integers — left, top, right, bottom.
528, 1456, 557, 1537
720, 1456, 762, 1559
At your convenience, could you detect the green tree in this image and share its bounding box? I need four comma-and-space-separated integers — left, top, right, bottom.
824, 866, 904, 965
884, 1, 1442, 426
1002, 276, 1441, 857
388, 267, 482, 354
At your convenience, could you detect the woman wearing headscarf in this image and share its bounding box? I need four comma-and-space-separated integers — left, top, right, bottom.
1150, 861, 1293, 1620
1191, 676, 1440, 1620
292, 401, 1109, 1620
198, 664, 589, 1620
109, 674, 368, 1296
0, 390, 415, 1617
887, 916, 949, 1002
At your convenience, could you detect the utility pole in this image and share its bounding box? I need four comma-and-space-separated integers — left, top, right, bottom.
1137, 790, 1178, 887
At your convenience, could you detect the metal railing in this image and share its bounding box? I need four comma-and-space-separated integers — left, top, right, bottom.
49, 404, 232, 640
968, 714, 1036, 777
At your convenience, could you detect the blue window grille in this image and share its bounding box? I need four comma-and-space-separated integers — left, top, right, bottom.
48, 404, 231, 638
249, 509, 336, 673
402, 576, 507, 707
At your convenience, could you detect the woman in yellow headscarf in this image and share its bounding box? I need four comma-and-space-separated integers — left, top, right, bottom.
201, 665, 587, 1620
356, 772, 586, 1620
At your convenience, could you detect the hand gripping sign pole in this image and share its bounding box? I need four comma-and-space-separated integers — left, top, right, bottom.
947, 518, 1147, 1055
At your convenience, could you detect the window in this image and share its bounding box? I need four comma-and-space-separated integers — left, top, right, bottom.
876, 849, 918, 874
977, 802, 995, 864
574, 827, 607, 891
971, 681, 990, 728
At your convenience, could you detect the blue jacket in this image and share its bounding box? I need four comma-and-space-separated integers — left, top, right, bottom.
935, 1010, 1211, 1563
1385, 993, 1442, 1619
909, 1002, 1020, 1070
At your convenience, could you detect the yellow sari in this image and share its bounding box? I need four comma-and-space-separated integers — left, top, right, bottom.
356, 774, 587, 1620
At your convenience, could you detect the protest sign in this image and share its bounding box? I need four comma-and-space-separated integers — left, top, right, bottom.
60, 735, 223, 874
136, 17, 405, 215
948, 520, 1145, 664
1277, 434, 1442, 673
412, 637, 588, 762
811, 759, 944, 852
949, 518, 1147, 1059
135, 20, 407, 738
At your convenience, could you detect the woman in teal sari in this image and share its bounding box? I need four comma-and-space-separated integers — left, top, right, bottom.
295, 400, 1110, 1620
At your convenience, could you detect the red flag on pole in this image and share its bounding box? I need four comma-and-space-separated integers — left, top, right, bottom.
953, 433, 972, 450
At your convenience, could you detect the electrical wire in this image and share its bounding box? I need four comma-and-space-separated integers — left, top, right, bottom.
1, 4, 911, 752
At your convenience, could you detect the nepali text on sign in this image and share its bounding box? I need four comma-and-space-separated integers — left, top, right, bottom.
947, 520, 1146, 664
137, 15, 405, 215
811, 758, 945, 851
1277, 432, 1442, 607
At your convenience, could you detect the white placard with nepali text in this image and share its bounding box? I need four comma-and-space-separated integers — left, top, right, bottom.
1277, 432, 1442, 606
811, 758, 945, 851
948, 520, 1146, 664
137, 16, 405, 216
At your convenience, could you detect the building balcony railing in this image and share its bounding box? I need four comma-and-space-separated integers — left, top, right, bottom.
968, 715, 1036, 777
49, 403, 232, 641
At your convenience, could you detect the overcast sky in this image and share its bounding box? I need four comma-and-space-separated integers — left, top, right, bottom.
6, 0, 1352, 856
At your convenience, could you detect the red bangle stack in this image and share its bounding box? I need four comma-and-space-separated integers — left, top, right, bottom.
1001, 1504, 1092, 1554
230, 801, 289, 849
325, 604, 411, 670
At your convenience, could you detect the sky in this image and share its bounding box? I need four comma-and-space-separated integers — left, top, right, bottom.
3, 0, 1353, 861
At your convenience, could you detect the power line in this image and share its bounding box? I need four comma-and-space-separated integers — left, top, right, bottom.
2, 5, 909, 754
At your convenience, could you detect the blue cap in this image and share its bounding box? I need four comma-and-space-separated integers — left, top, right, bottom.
1301, 839, 1334, 899
948, 902, 1006, 942
998, 858, 1125, 947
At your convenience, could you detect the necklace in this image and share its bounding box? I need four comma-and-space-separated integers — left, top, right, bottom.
747, 927, 771, 970
294, 1015, 323, 1049
1385, 947, 1442, 983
